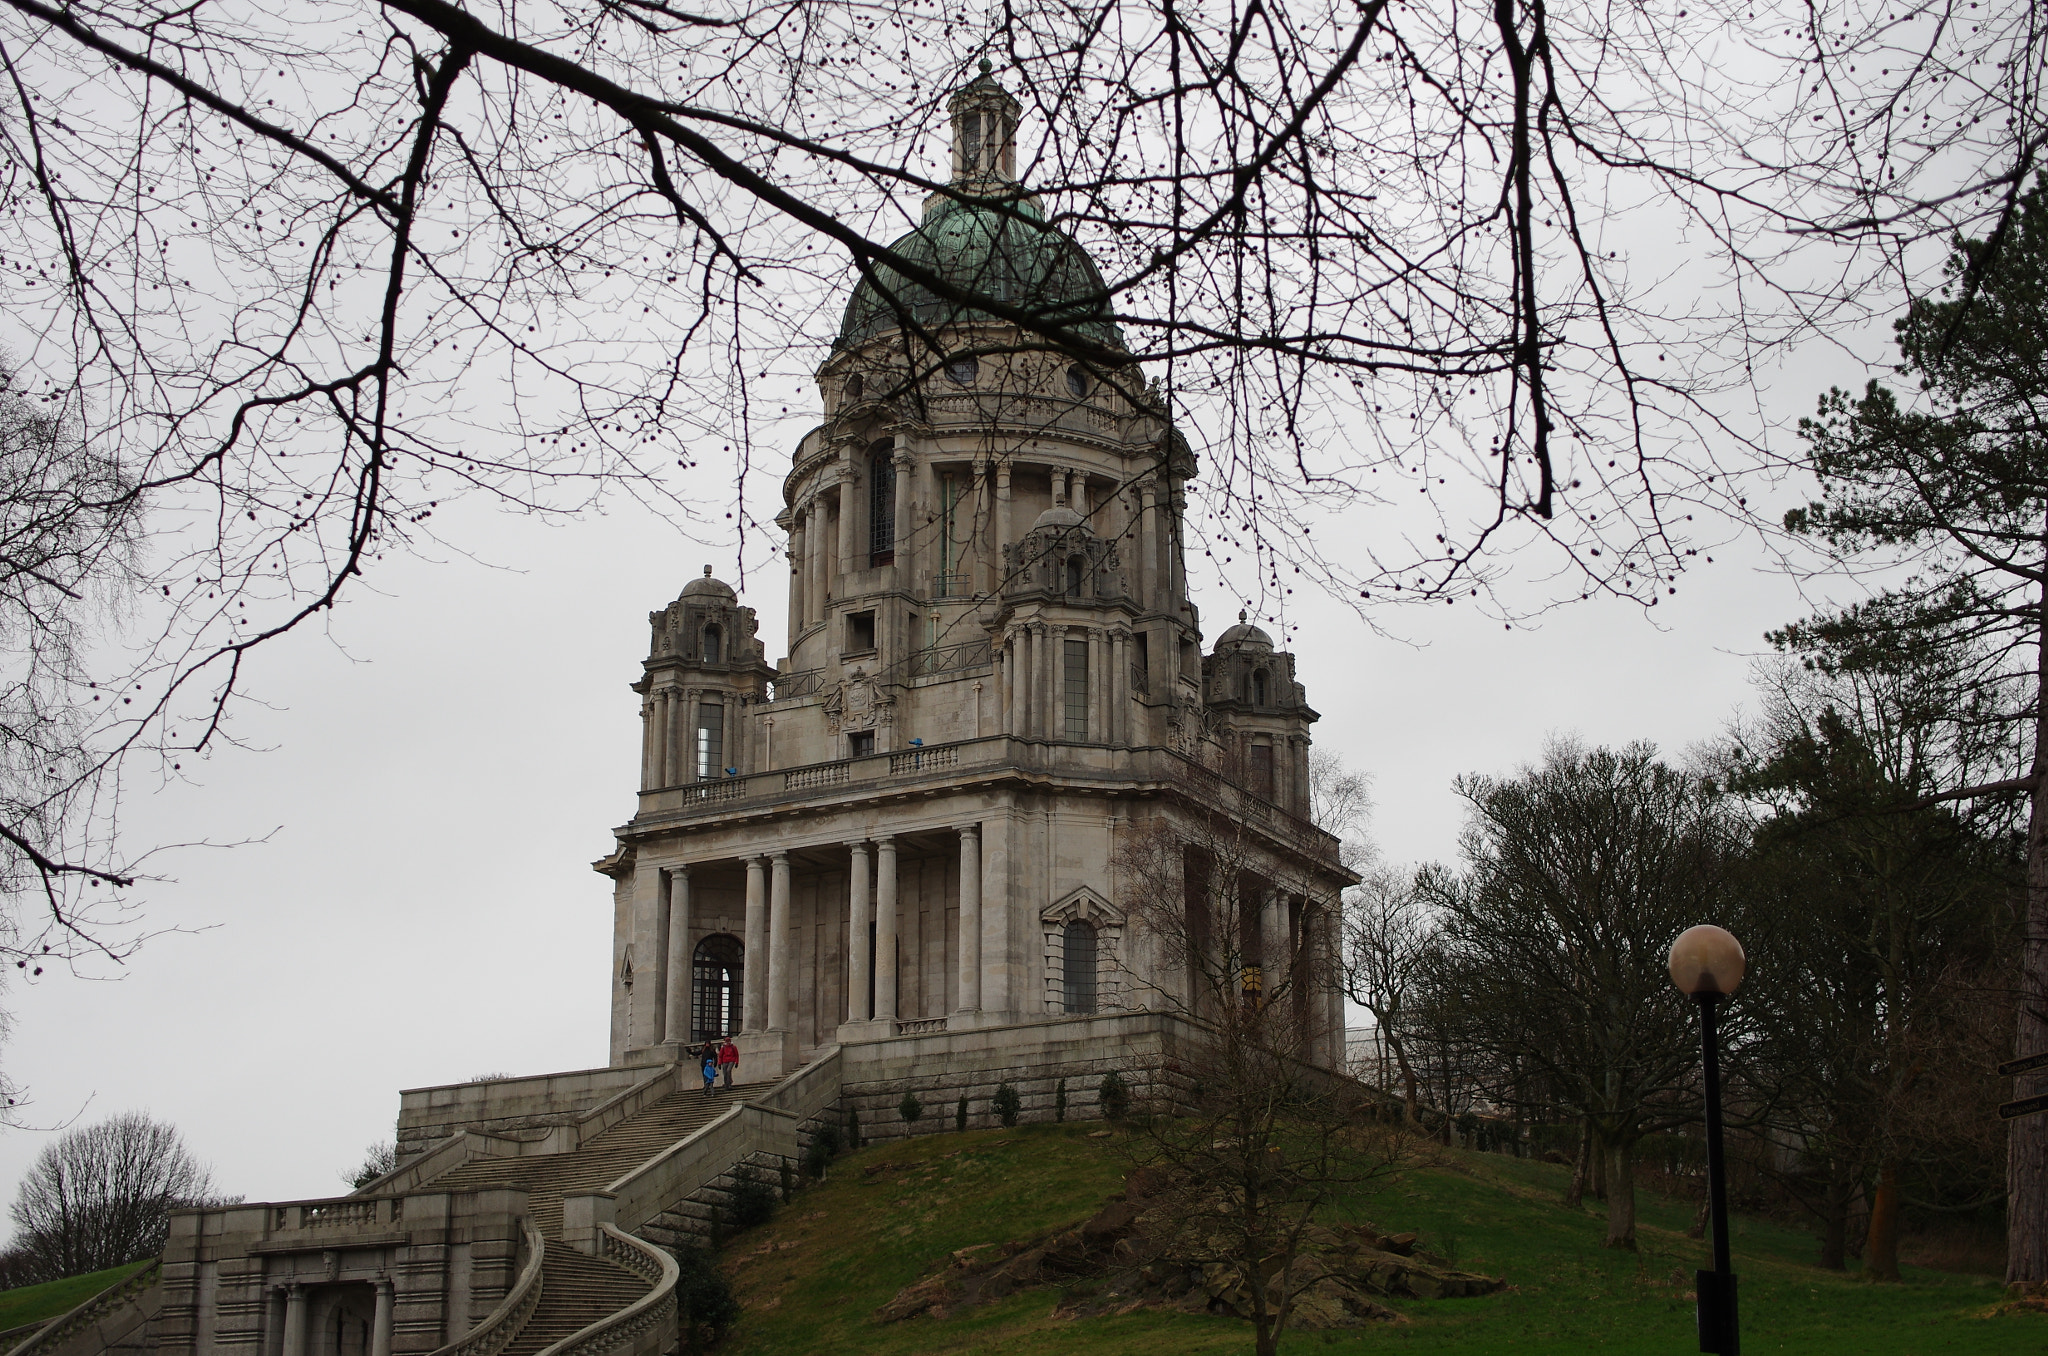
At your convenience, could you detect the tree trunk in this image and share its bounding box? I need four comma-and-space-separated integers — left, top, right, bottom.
1603, 1139, 1638, 1249
1387, 1032, 1421, 1125
1819, 1164, 1853, 1271
1865, 1161, 1903, 1282
1590, 1134, 1608, 1201
1565, 1118, 1591, 1208
2014, 570, 2048, 1290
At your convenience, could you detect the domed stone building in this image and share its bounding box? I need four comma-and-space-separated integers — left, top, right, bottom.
125, 69, 1355, 1356
596, 65, 1351, 1086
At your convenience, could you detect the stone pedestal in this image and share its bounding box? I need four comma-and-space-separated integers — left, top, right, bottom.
561, 1192, 617, 1255
836, 1019, 896, 1044
735, 1029, 798, 1081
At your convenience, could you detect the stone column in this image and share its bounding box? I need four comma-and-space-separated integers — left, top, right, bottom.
639, 694, 656, 791
978, 809, 1012, 1017
806, 501, 826, 625
846, 841, 872, 1023
788, 517, 806, 645
1110, 629, 1129, 746
893, 449, 913, 575
281, 1286, 308, 1356
1261, 888, 1288, 993
971, 457, 992, 593
1075, 473, 1091, 517
1138, 477, 1159, 606
1089, 628, 1106, 743
370, 1281, 394, 1356
767, 851, 793, 1032
741, 856, 767, 1032
1039, 624, 1058, 739
663, 688, 682, 787
955, 824, 981, 1014
999, 632, 1016, 734
837, 469, 858, 576
266, 1288, 287, 1356
663, 866, 692, 1045
874, 835, 898, 1024
995, 460, 1013, 587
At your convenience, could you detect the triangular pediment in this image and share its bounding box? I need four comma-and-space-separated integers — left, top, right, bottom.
1042, 887, 1123, 926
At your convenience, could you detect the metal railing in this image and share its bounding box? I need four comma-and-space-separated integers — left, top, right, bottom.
932, 572, 972, 598
767, 668, 824, 702
909, 639, 991, 678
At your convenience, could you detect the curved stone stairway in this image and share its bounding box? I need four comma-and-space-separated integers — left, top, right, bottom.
428, 1082, 765, 1353
493, 1243, 652, 1356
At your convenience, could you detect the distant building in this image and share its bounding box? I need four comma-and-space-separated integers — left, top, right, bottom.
99, 69, 1355, 1356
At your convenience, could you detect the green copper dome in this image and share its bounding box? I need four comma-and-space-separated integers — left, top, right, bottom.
834, 192, 1122, 351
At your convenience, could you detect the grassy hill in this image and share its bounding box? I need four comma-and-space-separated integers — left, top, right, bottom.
719, 1123, 2030, 1355
0, 1261, 153, 1337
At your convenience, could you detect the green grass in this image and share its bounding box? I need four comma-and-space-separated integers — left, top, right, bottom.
718, 1124, 2037, 1355
0, 1261, 152, 1335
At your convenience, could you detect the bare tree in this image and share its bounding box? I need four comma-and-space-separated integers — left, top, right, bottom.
7, 1111, 217, 1282
1110, 760, 1395, 1356
1419, 738, 1747, 1249
1338, 867, 1432, 1124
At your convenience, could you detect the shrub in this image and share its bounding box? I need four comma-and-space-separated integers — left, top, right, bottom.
1055, 1078, 1068, 1123
778, 1159, 794, 1202
669, 1242, 740, 1349
802, 1136, 830, 1180
955, 1096, 968, 1131
724, 1165, 777, 1233
1098, 1071, 1130, 1123
992, 1083, 1021, 1128
898, 1091, 924, 1126
847, 1107, 862, 1149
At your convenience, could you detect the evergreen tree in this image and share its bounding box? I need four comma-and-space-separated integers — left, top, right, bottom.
1777, 177, 2048, 1285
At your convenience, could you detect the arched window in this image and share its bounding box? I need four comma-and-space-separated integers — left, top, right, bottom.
1253, 669, 1268, 706
703, 624, 722, 664
1064, 555, 1084, 595
844, 372, 864, 404
691, 935, 745, 1042
1063, 919, 1099, 1014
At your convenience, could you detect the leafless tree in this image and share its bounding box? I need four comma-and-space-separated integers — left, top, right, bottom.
7, 1110, 217, 1282
1338, 866, 1433, 1123
1109, 759, 1397, 1356
1418, 738, 1749, 1249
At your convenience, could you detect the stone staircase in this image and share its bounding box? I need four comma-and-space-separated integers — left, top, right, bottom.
492, 1243, 652, 1356
432, 1082, 765, 1236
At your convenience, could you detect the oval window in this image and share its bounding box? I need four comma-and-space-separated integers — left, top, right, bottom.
945, 356, 980, 385
1065, 365, 1090, 398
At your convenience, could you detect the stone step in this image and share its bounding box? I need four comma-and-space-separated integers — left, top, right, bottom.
494, 1243, 647, 1356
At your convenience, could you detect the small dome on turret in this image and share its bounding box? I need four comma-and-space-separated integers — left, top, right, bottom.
1030, 505, 1087, 532
681, 564, 737, 602
1214, 610, 1274, 651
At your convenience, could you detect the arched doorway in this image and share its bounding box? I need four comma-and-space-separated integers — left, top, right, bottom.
691, 935, 744, 1042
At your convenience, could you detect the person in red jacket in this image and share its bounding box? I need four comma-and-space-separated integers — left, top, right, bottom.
717, 1036, 739, 1088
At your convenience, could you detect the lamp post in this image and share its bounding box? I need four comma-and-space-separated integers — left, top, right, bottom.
1669, 924, 1745, 1356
